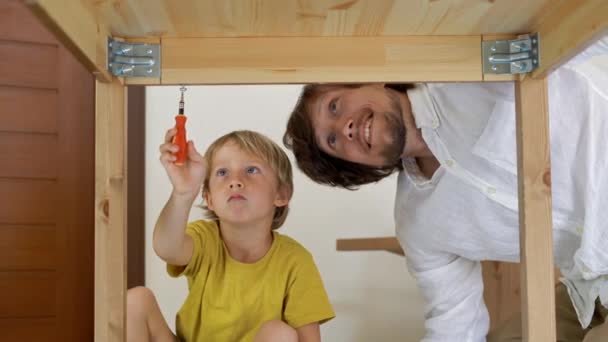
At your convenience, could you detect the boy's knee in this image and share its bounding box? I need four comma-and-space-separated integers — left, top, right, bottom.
254, 320, 298, 342
127, 286, 156, 317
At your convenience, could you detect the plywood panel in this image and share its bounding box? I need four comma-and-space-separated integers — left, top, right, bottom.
0, 132, 58, 179
88, 0, 553, 37
0, 225, 56, 270
0, 318, 57, 341
0, 86, 58, 133
0, 40, 58, 89
0, 179, 57, 224
0, 271, 56, 317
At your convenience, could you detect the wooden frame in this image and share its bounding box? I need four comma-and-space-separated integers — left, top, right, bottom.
22, 0, 608, 341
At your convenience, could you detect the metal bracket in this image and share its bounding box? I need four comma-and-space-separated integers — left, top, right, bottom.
107, 37, 160, 77
482, 33, 539, 75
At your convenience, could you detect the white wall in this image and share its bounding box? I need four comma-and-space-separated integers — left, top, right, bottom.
145, 85, 426, 341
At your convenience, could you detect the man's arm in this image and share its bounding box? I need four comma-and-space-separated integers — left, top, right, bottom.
296, 323, 320, 342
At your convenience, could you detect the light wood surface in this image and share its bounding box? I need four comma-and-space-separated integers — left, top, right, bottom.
87, 0, 552, 38
531, 0, 608, 79
95, 79, 127, 342
161, 36, 481, 84
515, 77, 556, 341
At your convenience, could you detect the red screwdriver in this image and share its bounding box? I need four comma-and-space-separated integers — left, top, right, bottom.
173, 86, 188, 165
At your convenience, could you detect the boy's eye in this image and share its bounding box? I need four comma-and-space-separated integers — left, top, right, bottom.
216, 168, 227, 176
328, 133, 336, 148
246, 166, 260, 174
329, 99, 337, 114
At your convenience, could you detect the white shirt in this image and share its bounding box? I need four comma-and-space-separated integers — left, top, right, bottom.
395, 36, 608, 342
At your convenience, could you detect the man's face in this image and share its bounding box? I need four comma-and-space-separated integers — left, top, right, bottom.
310, 84, 406, 167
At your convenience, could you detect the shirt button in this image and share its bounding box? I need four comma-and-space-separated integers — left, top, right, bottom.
445, 160, 454, 167
486, 187, 496, 194
576, 226, 584, 235
432, 119, 439, 128
581, 265, 590, 274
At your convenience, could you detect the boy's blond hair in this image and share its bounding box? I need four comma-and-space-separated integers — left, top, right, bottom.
201, 130, 293, 230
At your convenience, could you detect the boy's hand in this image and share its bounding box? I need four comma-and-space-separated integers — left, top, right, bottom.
159, 128, 206, 199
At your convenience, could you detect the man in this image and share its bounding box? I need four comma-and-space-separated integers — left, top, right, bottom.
283, 37, 608, 342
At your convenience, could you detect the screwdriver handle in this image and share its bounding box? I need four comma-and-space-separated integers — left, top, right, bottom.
173, 115, 188, 165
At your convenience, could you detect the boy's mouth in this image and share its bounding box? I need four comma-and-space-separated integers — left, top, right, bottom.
228, 194, 246, 201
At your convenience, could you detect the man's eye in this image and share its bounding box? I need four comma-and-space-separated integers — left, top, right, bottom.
216, 169, 227, 176
329, 99, 337, 114
328, 134, 336, 147
246, 166, 259, 174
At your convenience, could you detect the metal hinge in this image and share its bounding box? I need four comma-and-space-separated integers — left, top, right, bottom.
107, 37, 160, 77
482, 33, 539, 75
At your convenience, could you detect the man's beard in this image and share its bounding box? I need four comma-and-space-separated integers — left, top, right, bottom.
379, 93, 406, 165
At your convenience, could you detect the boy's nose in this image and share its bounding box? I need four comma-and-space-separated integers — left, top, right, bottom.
342, 119, 354, 140
229, 179, 243, 189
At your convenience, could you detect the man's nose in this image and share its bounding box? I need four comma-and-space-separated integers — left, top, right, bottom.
342, 119, 354, 140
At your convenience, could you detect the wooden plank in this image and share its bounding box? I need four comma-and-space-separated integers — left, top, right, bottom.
515, 78, 556, 341
0, 271, 55, 317
90, 0, 551, 37
161, 36, 482, 84
0, 179, 57, 224
25, 0, 112, 82
336, 237, 404, 256
0, 132, 57, 179
0, 224, 56, 270
0, 86, 58, 133
0, 317, 56, 341
95, 79, 126, 342
531, 0, 608, 79
0, 40, 58, 89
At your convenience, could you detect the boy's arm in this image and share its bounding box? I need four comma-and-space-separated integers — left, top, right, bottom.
152, 191, 195, 266
296, 323, 320, 342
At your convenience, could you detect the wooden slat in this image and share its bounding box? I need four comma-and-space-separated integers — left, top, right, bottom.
0, 271, 55, 317
0, 132, 57, 179
161, 36, 482, 84
0, 179, 57, 224
0, 40, 58, 89
95, 79, 126, 342
0, 86, 58, 133
26, 0, 112, 82
0, 318, 56, 341
336, 237, 404, 256
531, 0, 608, 79
0, 225, 56, 270
515, 78, 556, 341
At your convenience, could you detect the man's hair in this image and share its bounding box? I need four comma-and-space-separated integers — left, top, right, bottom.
283, 84, 413, 190
201, 130, 293, 230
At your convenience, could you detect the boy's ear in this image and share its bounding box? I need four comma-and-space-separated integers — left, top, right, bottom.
273, 186, 291, 208
204, 190, 214, 211
371, 82, 386, 89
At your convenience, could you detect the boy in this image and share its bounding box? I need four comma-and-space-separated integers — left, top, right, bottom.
127, 129, 335, 342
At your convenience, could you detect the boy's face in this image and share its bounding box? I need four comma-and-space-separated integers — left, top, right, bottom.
205, 142, 289, 227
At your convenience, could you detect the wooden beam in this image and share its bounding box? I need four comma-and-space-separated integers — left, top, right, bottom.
25, 0, 112, 82
336, 237, 404, 256
515, 78, 556, 341
531, 0, 608, 79
95, 79, 127, 342
161, 36, 482, 84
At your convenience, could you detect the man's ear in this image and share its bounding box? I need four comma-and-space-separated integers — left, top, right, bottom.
273, 186, 291, 208
371, 83, 386, 89
204, 190, 214, 211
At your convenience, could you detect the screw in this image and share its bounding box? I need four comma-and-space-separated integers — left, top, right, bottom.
491, 65, 498, 71
147, 68, 153, 74
146, 49, 152, 54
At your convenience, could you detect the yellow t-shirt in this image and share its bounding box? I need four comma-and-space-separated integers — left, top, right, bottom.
167, 220, 335, 342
